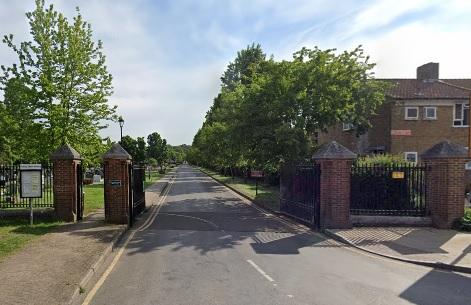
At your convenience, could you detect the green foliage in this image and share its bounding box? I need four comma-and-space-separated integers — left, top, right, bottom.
190, 44, 388, 173
120, 135, 138, 160
120, 135, 146, 163
0, 0, 115, 165
147, 132, 167, 169
167, 144, 189, 164
457, 208, 471, 231
356, 154, 411, 166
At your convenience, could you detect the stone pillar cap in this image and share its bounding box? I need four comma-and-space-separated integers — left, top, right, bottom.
103, 143, 132, 160
312, 141, 357, 160
50, 144, 81, 160
421, 140, 468, 159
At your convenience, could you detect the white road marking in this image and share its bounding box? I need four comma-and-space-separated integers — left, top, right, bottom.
81, 178, 174, 305
246, 259, 275, 282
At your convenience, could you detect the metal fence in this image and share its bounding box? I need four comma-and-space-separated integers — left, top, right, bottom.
280, 164, 321, 227
129, 164, 146, 226
351, 163, 427, 216
0, 164, 54, 209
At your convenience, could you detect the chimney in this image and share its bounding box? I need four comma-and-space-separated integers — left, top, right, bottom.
417, 62, 439, 81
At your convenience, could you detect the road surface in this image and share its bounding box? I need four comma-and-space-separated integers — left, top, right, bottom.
88, 165, 471, 305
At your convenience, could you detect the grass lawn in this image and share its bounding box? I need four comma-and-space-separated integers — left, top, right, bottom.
0, 218, 60, 261
83, 170, 170, 215
144, 170, 167, 189
83, 184, 104, 216
200, 168, 280, 211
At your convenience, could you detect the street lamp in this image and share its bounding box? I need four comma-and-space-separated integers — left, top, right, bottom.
118, 116, 124, 142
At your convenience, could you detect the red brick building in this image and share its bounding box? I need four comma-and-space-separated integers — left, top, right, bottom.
317, 62, 471, 163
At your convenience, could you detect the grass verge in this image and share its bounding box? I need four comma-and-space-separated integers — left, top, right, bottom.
144, 170, 167, 190
200, 168, 280, 211
83, 170, 170, 216
0, 218, 60, 261
83, 184, 104, 216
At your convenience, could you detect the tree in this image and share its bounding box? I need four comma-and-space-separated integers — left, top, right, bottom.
220, 43, 266, 90
0, 0, 116, 164
120, 135, 138, 160
120, 135, 146, 163
147, 132, 167, 170
191, 45, 388, 173
135, 137, 146, 164
0, 78, 44, 162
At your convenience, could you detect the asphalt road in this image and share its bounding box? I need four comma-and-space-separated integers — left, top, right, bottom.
89, 165, 471, 305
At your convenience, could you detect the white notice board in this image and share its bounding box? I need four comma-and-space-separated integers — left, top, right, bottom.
20, 164, 42, 198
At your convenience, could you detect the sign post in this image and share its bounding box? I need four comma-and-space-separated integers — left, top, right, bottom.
250, 170, 264, 196
20, 164, 42, 226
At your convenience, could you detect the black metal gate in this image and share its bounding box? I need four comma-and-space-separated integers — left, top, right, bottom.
351, 163, 427, 216
280, 164, 321, 228
129, 164, 145, 226
76, 164, 84, 220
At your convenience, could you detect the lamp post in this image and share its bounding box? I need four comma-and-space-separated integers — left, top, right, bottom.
118, 116, 124, 142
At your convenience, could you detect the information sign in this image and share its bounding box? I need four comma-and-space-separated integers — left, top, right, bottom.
20, 164, 42, 198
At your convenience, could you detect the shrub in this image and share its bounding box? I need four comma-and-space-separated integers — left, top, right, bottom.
356, 154, 413, 166
456, 208, 471, 231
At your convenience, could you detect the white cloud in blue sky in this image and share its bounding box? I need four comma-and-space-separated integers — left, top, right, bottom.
1, 0, 471, 144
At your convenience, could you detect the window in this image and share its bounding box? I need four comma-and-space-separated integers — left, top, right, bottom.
424, 107, 437, 120
466, 161, 471, 170
342, 122, 354, 131
404, 152, 418, 163
405, 107, 419, 120
453, 103, 469, 127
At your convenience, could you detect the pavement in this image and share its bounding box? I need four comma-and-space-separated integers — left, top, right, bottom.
0, 176, 170, 305
84, 165, 471, 305
326, 227, 471, 273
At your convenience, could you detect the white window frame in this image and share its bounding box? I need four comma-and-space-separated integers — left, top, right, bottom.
453, 103, 469, 127
405, 107, 419, 120
404, 152, 418, 163
342, 122, 354, 131
423, 107, 437, 120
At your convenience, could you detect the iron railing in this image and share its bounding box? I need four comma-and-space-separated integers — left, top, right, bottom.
0, 164, 54, 209
280, 164, 321, 227
350, 163, 427, 216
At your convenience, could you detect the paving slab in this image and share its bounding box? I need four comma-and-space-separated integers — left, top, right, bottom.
0, 212, 126, 305
326, 227, 471, 272
0, 174, 173, 305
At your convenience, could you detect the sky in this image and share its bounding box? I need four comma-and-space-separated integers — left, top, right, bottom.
1, 0, 471, 145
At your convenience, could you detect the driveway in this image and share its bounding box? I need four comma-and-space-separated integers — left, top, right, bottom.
88, 165, 471, 305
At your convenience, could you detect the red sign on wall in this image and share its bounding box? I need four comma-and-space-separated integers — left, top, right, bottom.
391, 130, 412, 136
251, 170, 264, 178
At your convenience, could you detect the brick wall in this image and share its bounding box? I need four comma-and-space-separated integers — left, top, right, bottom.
316, 125, 368, 153
317, 159, 352, 229
53, 159, 79, 222
104, 159, 131, 224
390, 102, 468, 156
316, 100, 391, 154
424, 158, 466, 228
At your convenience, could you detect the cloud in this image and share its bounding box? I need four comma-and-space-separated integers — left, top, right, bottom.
1, 0, 471, 145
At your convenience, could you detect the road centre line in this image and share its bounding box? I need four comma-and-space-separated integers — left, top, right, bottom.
246, 259, 275, 282
139, 178, 174, 231
81, 177, 174, 305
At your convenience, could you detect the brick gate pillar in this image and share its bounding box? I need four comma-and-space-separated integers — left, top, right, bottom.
422, 141, 467, 229
103, 143, 132, 224
313, 141, 356, 229
51, 144, 82, 222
